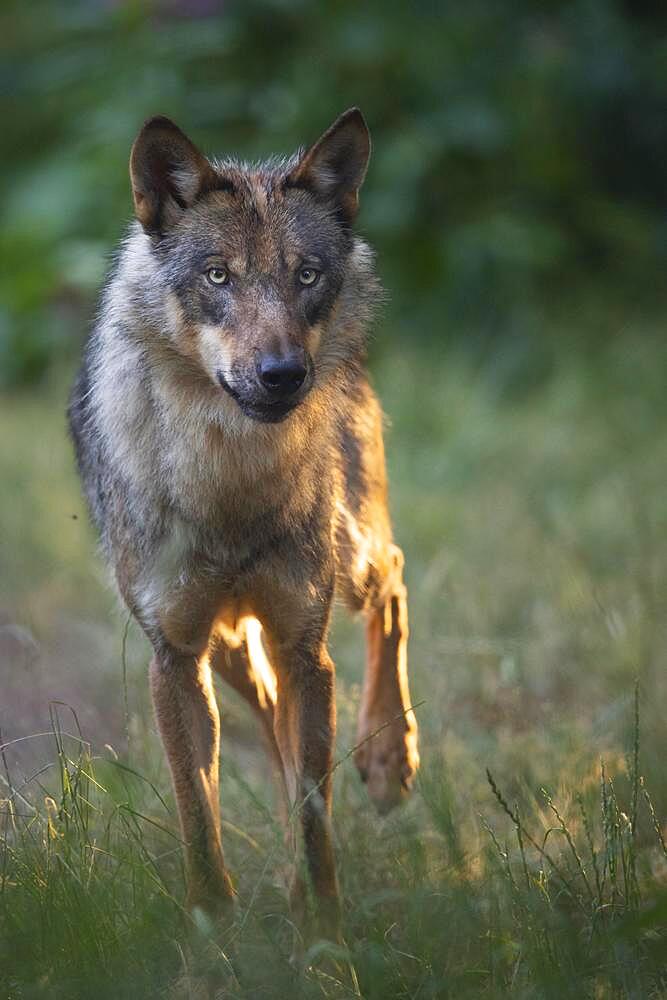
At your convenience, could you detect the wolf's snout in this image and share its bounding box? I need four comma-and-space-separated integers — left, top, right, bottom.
257, 350, 307, 399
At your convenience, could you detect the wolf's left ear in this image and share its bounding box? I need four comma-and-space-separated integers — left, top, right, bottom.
130, 116, 219, 235
286, 108, 370, 223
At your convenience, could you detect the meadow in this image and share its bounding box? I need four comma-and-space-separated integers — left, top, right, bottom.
1, 305, 666, 998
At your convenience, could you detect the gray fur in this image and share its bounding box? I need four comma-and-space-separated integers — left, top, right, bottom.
68, 114, 418, 931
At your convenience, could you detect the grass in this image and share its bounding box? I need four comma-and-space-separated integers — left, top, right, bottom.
1, 316, 667, 997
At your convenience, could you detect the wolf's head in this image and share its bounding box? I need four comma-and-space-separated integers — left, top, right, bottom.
128, 110, 376, 424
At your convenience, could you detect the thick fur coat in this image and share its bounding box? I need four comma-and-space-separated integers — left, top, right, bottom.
69, 110, 419, 940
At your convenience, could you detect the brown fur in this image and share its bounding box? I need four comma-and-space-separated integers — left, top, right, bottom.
68, 110, 419, 943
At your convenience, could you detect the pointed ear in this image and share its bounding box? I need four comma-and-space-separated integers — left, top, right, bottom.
286, 108, 371, 222
129, 116, 219, 234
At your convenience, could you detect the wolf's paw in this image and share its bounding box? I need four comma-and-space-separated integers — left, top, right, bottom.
171, 902, 240, 1000
354, 717, 419, 815
186, 868, 236, 923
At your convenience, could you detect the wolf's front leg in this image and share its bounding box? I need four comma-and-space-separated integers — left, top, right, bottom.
150, 643, 234, 916
263, 621, 340, 942
355, 544, 420, 814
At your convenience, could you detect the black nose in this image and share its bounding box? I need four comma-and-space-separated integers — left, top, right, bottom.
257, 352, 307, 398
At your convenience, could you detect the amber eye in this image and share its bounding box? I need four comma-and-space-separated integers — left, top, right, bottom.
298, 266, 320, 287
207, 266, 229, 286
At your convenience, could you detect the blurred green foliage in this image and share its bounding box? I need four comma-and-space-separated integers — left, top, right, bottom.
2, 0, 667, 386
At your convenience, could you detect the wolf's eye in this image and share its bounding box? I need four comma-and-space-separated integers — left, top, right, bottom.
298, 267, 320, 287
207, 266, 229, 286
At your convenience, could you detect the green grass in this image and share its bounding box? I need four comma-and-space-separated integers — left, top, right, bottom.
1, 324, 667, 997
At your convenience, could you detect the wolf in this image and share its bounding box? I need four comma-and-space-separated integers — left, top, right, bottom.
68, 108, 419, 940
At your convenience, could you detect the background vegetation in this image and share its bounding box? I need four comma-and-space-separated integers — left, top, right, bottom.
3, 0, 667, 384
1, 1, 667, 997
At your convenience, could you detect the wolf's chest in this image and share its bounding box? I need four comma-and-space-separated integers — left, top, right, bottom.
133, 511, 269, 643
155, 413, 289, 523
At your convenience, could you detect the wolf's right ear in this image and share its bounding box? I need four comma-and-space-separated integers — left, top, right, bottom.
130, 117, 218, 235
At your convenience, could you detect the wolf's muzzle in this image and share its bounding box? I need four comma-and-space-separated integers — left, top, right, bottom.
216, 354, 312, 423
256, 349, 307, 401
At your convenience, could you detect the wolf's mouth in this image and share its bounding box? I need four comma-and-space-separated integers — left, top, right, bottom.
216, 372, 243, 405
216, 371, 302, 423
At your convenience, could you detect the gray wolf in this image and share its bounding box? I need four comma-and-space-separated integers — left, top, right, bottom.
68, 108, 419, 940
